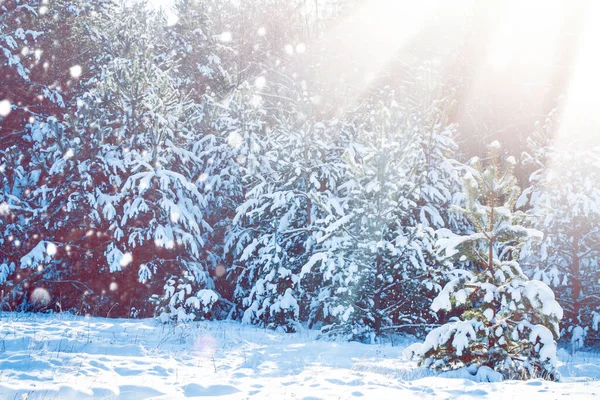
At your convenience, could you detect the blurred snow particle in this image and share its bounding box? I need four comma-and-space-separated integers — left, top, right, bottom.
250, 95, 262, 107
0, 202, 9, 215
219, 31, 232, 42
295, 43, 306, 54
166, 13, 179, 27
120, 252, 133, 268
0, 99, 12, 117
46, 242, 57, 256
197, 172, 209, 182
109, 282, 118, 291
284, 44, 294, 55
39, 6, 49, 15
215, 264, 226, 278
254, 76, 266, 89
31, 288, 50, 305
227, 131, 243, 149
257, 27, 266, 36
70, 65, 82, 79
194, 334, 217, 359
64, 148, 74, 159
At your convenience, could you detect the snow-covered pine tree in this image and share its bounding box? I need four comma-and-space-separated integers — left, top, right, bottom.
13, 2, 220, 320
520, 120, 600, 347
408, 65, 469, 329
299, 89, 433, 342
229, 82, 347, 332
1, 0, 111, 138
192, 81, 271, 318
0, 0, 111, 311
0, 135, 43, 307
299, 73, 466, 341
1, 0, 41, 86
412, 141, 563, 380
166, 0, 225, 99
205, 0, 308, 86
90, 2, 219, 321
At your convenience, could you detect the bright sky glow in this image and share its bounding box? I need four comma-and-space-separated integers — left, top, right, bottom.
314, 0, 440, 114
148, 0, 178, 26
554, 1, 600, 148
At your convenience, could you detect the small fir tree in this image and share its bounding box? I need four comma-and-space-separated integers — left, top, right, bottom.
412, 141, 563, 380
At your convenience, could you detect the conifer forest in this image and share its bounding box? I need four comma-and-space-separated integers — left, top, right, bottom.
1, 0, 600, 397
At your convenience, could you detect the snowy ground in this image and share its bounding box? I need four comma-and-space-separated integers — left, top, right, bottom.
1, 313, 600, 399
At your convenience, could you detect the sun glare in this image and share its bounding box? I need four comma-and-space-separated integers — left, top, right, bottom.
555, 1, 600, 148
148, 0, 178, 26
315, 0, 441, 112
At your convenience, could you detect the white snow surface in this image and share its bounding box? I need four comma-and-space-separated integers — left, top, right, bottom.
1, 313, 600, 399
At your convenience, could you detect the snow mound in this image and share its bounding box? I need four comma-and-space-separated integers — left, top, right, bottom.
439, 365, 503, 382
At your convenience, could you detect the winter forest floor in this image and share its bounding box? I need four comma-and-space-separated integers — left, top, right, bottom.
1, 313, 600, 399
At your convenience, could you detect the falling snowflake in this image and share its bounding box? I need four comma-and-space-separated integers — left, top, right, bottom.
257, 27, 266, 36
227, 131, 243, 149
219, 31, 232, 42
215, 264, 226, 278
70, 65, 82, 79
166, 13, 179, 27
295, 43, 306, 54
197, 173, 209, 182
250, 95, 262, 107
254, 76, 266, 89
46, 242, 57, 256
120, 252, 133, 267
0, 100, 12, 117
31, 288, 50, 305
